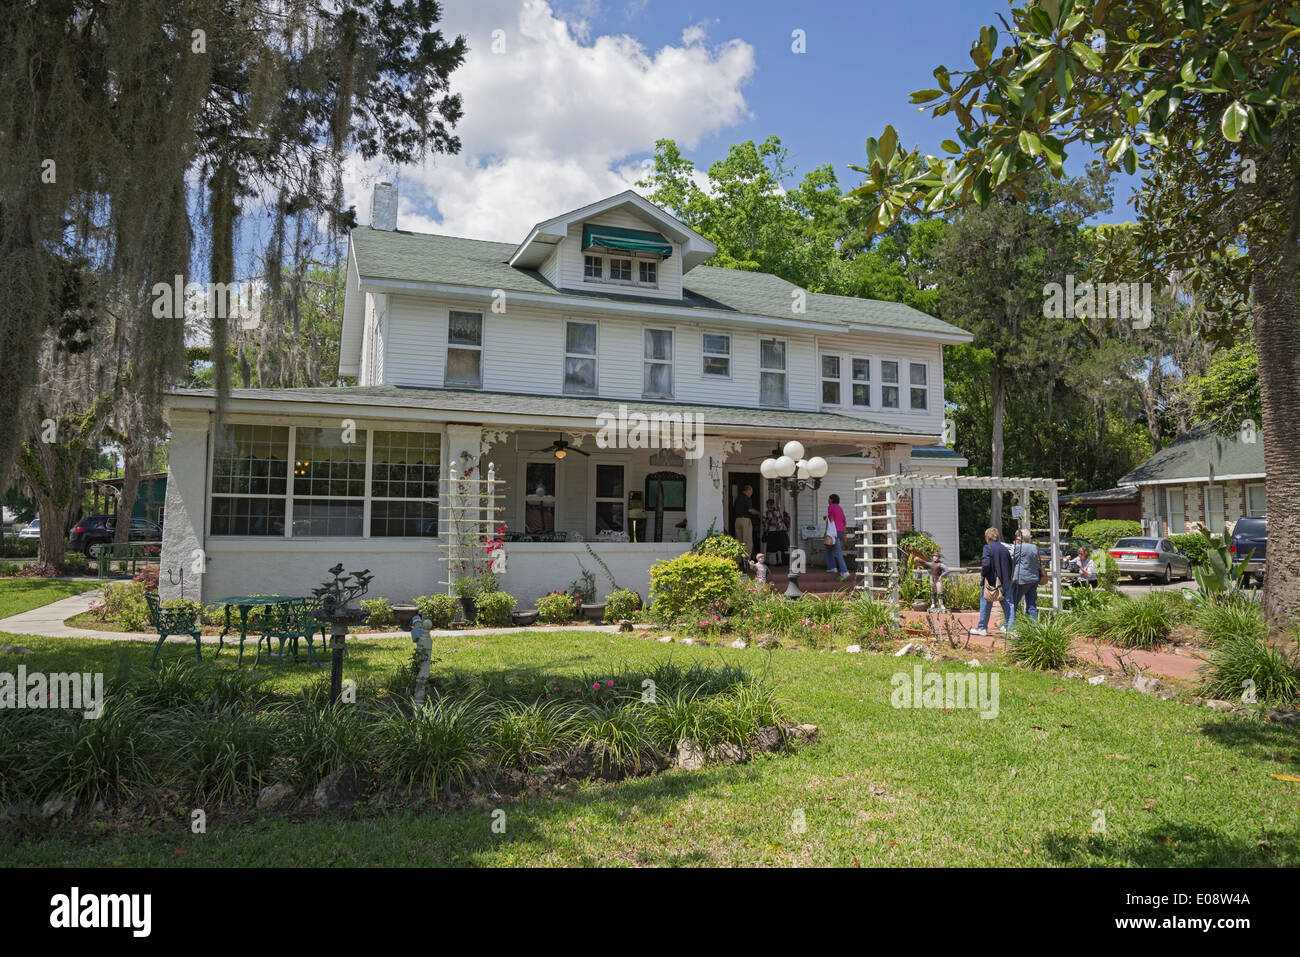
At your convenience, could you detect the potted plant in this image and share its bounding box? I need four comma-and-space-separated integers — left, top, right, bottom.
570, 567, 605, 622
452, 576, 479, 623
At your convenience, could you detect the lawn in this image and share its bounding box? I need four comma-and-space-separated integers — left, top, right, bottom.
0, 578, 100, 620
0, 626, 1296, 867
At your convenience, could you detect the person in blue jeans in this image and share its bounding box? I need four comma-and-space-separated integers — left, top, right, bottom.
824, 494, 850, 579
1007, 529, 1040, 628
972, 526, 1011, 636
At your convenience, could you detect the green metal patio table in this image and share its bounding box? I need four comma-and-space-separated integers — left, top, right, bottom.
210, 595, 302, 666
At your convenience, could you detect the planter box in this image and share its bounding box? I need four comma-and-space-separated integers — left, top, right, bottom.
392, 604, 418, 629
510, 610, 538, 626
580, 602, 606, 622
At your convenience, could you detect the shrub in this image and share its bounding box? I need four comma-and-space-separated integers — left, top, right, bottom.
360, 597, 396, 628
899, 554, 928, 604
475, 590, 516, 627
1097, 552, 1121, 591
95, 581, 152, 631
602, 588, 643, 623
281, 698, 368, 788
579, 702, 653, 773
1195, 601, 1267, 646
1170, 532, 1221, 567
536, 590, 581, 624
1077, 593, 1174, 649
691, 533, 748, 566
942, 574, 981, 611
172, 706, 278, 802
1008, 614, 1076, 670
0, 537, 38, 558
1199, 639, 1300, 705
415, 593, 459, 629
132, 565, 160, 590
1071, 519, 1143, 550
649, 553, 740, 620
453, 574, 498, 599
61, 552, 90, 574
44, 697, 156, 803
898, 530, 941, 559
0, 561, 20, 576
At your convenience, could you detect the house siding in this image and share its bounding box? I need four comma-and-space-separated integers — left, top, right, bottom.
556, 208, 683, 300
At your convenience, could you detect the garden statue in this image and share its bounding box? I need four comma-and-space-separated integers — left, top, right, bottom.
410, 614, 433, 707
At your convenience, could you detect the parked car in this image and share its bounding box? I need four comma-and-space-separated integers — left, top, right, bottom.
1108, 537, 1192, 584
67, 515, 163, 557
1230, 515, 1267, 587
17, 517, 41, 541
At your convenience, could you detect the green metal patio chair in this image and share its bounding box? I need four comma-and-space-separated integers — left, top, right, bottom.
144, 592, 203, 669
263, 599, 325, 667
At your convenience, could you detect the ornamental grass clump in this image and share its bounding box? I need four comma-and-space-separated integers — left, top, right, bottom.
1008, 614, 1076, 671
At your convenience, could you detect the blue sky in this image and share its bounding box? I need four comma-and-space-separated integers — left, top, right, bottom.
342, 0, 1135, 241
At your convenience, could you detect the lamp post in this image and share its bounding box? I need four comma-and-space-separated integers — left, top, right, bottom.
760, 440, 829, 598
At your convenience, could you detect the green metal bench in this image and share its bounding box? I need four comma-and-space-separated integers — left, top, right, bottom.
144, 592, 203, 669
94, 541, 159, 579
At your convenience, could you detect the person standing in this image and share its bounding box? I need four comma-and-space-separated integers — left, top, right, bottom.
1007, 529, 1041, 628
762, 497, 790, 566
972, 527, 1012, 636
733, 483, 759, 554
824, 494, 850, 581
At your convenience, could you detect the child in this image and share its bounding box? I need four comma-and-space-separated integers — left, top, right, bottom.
911, 552, 955, 611
753, 551, 768, 585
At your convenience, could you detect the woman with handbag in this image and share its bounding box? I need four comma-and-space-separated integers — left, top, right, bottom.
824, 494, 850, 581
971, 527, 1012, 636
1007, 529, 1042, 628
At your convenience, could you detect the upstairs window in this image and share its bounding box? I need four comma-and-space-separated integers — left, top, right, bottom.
852, 357, 870, 407
609, 258, 632, 282
639, 260, 657, 285
643, 328, 674, 398
446, 310, 483, 388
583, 255, 603, 279
909, 362, 929, 410
760, 337, 788, 407
881, 360, 900, 409
821, 355, 841, 406
702, 333, 731, 377
564, 321, 598, 395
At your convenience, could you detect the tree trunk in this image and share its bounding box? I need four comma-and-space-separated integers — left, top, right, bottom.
35, 493, 74, 567
1252, 259, 1300, 626
113, 454, 142, 544
989, 361, 1006, 535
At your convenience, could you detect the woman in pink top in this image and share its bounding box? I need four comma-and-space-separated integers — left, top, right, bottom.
825, 494, 850, 579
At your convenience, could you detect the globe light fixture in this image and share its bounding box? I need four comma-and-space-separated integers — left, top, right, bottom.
775, 455, 796, 477
759, 439, 835, 599
783, 440, 805, 461
806, 456, 828, 478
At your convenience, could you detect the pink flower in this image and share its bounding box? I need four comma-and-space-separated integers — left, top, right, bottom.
605, 680, 614, 688
592, 682, 600, 691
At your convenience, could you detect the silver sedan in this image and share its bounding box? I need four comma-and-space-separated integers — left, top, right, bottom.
1108, 537, 1192, 584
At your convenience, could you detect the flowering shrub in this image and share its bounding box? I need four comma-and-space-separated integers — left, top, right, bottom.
536, 590, 581, 624
415, 593, 459, 629
649, 553, 740, 621
93, 581, 152, 631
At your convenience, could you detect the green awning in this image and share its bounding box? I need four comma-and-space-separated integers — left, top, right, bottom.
581, 224, 672, 258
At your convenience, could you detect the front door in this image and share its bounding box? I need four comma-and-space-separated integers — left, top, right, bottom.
727, 471, 762, 554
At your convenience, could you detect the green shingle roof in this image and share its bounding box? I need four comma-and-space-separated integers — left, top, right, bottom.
167, 385, 938, 438
349, 227, 968, 338
1118, 427, 1265, 484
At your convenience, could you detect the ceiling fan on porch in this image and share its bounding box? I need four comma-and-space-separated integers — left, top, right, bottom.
527, 436, 590, 459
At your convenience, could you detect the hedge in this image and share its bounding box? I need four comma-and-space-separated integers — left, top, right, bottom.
1070, 519, 1143, 550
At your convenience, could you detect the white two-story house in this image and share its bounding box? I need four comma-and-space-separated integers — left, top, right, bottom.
160, 186, 972, 604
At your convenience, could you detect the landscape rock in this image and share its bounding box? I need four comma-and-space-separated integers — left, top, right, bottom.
0, 646, 33, 655
311, 762, 366, 812
786, 723, 820, 743
894, 642, 918, 657
681, 638, 695, 646
40, 796, 75, 820
257, 782, 295, 811
657, 636, 673, 643
1265, 709, 1300, 728
757, 637, 780, 650
729, 638, 747, 649
1087, 675, 1107, 686
708, 742, 748, 764
754, 725, 785, 753
618, 619, 633, 632
1204, 699, 1235, 712
1133, 674, 1168, 696
846, 644, 862, 654
675, 738, 706, 771
967, 659, 981, 667
1063, 671, 1084, 680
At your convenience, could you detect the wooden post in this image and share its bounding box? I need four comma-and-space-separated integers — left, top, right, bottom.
885, 484, 899, 606
1049, 485, 1062, 612
1017, 488, 1032, 537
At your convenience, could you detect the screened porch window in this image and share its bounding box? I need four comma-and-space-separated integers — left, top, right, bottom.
525, 462, 557, 533
291, 427, 366, 537
210, 424, 288, 536
370, 430, 440, 537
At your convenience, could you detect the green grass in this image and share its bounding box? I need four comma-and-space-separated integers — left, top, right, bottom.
0, 628, 1296, 866
0, 578, 99, 620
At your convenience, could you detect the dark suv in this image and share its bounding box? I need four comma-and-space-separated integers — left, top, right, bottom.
1230, 516, 1267, 587
67, 515, 163, 557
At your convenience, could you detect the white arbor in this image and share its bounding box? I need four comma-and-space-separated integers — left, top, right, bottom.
855, 474, 1066, 611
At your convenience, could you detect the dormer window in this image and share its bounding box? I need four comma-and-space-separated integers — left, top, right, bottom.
609, 258, 632, 281
639, 261, 657, 285
583, 255, 602, 279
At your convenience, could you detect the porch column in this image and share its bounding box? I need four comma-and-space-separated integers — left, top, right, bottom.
685, 435, 726, 541
159, 409, 209, 602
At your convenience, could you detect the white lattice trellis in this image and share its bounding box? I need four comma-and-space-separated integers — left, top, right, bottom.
437, 461, 507, 593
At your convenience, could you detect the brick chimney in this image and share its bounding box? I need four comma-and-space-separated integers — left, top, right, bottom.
370, 182, 398, 231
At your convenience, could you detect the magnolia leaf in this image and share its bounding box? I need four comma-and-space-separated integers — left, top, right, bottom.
1220, 100, 1248, 143
878, 125, 898, 161
910, 89, 945, 104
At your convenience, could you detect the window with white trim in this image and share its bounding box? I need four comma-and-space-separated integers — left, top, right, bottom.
1204, 485, 1225, 532
643, 328, 674, 397
702, 333, 730, 377
609, 257, 632, 281
1166, 487, 1185, 534
370, 430, 440, 537
1246, 482, 1266, 516
821, 355, 841, 405
564, 321, 598, 395
583, 255, 603, 280
909, 362, 929, 410
446, 310, 483, 387
639, 260, 657, 285
291, 427, 367, 537
760, 337, 788, 407
851, 357, 870, 407
881, 360, 900, 408
595, 464, 625, 533
210, 424, 288, 536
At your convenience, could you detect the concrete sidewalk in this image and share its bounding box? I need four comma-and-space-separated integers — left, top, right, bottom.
0, 591, 622, 644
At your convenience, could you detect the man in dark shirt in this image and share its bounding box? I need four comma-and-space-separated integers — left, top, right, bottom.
733, 484, 759, 552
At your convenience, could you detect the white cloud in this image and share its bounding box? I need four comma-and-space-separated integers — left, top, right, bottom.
345, 0, 754, 242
